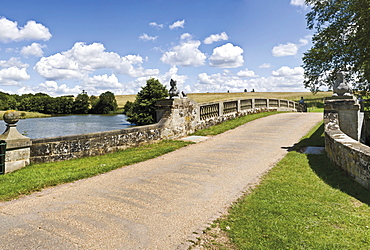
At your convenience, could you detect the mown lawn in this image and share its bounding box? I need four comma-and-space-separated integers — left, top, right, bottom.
0, 140, 192, 201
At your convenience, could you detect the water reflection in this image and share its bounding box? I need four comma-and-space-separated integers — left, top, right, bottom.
12, 114, 132, 139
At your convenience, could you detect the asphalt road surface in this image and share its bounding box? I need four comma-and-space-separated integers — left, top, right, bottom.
0, 112, 323, 249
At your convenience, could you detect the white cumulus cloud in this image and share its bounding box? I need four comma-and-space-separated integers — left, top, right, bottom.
139, 33, 158, 41
271, 42, 298, 57
169, 20, 185, 29
237, 68, 258, 78
290, 0, 306, 7
84, 74, 124, 89
209, 43, 244, 68
34, 42, 159, 80
259, 63, 271, 69
0, 57, 29, 68
149, 22, 163, 29
21, 43, 46, 57
161, 39, 206, 67
272, 66, 304, 77
0, 67, 30, 85
192, 66, 307, 93
203, 32, 229, 44
180, 33, 193, 40
0, 17, 52, 43
36, 81, 82, 96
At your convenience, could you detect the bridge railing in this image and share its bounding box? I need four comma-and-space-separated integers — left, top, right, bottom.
199, 98, 297, 120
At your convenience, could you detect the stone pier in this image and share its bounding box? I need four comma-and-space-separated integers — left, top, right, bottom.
324, 96, 361, 141
0, 111, 31, 174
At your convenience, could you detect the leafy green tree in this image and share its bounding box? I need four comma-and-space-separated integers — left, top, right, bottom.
44, 97, 74, 114
19, 94, 52, 113
90, 91, 118, 114
123, 78, 168, 125
72, 91, 90, 114
0, 92, 17, 110
303, 0, 370, 92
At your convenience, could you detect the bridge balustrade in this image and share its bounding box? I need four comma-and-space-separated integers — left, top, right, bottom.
255, 99, 268, 108
240, 99, 253, 110
200, 103, 220, 120
269, 99, 279, 108
280, 100, 288, 107
199, 98, 297, 121
223, 101, 238, 114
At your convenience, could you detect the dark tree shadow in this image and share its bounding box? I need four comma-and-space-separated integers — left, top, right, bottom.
307, 153, 370, 206
281, 123, 325, 152
282, 123, 370, 205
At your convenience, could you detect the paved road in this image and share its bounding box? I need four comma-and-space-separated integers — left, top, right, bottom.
0, 113, 322, 249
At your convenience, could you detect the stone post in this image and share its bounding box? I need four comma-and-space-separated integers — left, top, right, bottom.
324, 96, 361, 141
155, 98, 198, 139
0, 110, 31, 174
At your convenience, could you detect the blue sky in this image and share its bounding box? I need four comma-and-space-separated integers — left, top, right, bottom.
0, 0, 311, 96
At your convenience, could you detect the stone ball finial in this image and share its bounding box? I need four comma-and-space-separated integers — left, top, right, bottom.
3, 110, 20, 124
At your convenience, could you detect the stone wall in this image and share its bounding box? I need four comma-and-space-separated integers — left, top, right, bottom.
31, 125, 163, 163
29, 97, 297, 164
324, 109, 370, 189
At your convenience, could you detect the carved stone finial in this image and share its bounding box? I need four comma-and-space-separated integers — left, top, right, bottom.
333, 72, 353, 97
3, 110, 20, 125
169, 79, 180, 99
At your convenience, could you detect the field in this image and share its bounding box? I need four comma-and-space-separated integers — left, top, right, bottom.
0, 111, 50, 120
116, 92, 332, 106
115, 91, 332, 112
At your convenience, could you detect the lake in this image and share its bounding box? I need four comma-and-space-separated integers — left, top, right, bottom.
7, 114, 132, 139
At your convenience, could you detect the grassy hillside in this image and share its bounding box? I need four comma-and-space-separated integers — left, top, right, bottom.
115, 92, 332, 111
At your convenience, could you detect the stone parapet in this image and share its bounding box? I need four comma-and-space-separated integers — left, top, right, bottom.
324, 111, 370, 189
31, 125, 162, 163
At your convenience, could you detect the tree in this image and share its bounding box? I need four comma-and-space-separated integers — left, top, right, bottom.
0, 92, 16, 110
72, 91, 90, 114
90, 91, 118, 114
123, 78, 168, 125
302, 0, 370, 93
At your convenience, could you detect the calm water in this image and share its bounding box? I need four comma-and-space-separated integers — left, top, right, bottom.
10, 114, 132, 139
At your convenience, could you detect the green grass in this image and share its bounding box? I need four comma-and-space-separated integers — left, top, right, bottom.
0, 110, 51, 119
219, 122, 370, 249
0, 140, 192, 202
192, 111, 281, 136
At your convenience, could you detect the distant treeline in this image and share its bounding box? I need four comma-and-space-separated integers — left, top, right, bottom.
0, 91, 118, 115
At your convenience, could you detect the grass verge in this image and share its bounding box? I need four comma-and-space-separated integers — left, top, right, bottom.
192, 111, 280, 136
0, 140, 192, 202
210, 122, 370, 249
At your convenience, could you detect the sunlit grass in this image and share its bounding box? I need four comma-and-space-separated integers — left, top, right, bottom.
217, 122, 370, 249
0, 140, 192, 201
0, 110, 51, 119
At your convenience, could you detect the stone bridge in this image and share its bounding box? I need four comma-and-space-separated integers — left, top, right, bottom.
1, 97, 298, 173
